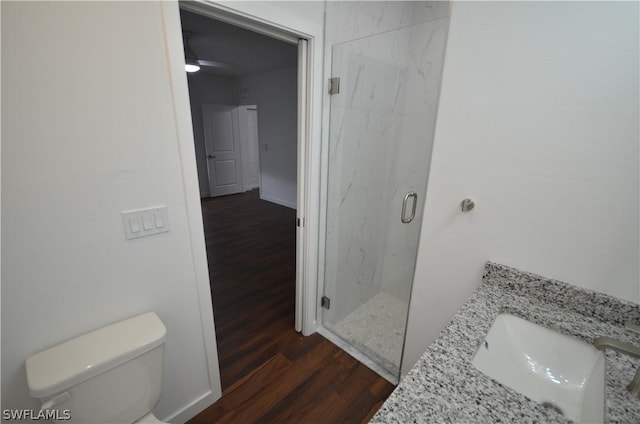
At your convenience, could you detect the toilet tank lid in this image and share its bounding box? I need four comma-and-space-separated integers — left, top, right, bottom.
26, 312, 166, 398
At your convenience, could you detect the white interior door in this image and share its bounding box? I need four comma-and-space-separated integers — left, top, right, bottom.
202, 104, 244, 197
238, 105, 261, 191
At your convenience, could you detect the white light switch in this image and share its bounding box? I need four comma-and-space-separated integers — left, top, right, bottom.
128, 216, 142, 233
142, 215, 153, 231
153, 212, 165, 228
122, 206, 169, 240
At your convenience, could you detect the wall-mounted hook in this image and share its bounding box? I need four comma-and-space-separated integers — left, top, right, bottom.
461, 198, 475, 212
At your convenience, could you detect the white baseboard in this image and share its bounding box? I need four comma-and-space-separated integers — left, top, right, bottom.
161, 390, 220, 424
260, 193, 296, 209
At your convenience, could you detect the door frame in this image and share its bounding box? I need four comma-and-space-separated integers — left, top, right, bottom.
160, 2, 321, 420
175, 0, 320, 334
236, 105, 261, 193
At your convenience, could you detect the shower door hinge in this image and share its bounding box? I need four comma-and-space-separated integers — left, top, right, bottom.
328, 77, 340, 95
296, 217, 305, 227
321, 296, 331, 309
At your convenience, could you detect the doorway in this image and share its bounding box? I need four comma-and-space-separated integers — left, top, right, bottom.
178, 5, 307, 389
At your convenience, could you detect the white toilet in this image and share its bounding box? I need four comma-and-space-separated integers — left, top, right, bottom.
25, 312, 168, 423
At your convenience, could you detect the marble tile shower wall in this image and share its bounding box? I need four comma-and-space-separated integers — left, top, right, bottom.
325, 32, 407, 323
324, 1, 450, 45
322, 1, 450, 324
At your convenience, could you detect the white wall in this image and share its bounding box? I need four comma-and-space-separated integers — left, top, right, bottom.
238, 67, 298, 208
1, 1, 220, 421
186, 74, 238, 197
403, 0, 639, 375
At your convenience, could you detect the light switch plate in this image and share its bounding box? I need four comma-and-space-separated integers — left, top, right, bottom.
122, 206, 169, 240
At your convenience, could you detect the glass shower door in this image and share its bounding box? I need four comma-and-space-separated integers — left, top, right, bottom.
322, 19, 449, 381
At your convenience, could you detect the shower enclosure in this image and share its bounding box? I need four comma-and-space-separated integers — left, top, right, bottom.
320, 6, 450, 383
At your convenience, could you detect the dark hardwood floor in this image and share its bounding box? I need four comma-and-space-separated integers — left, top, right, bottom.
188, 189, 394, 423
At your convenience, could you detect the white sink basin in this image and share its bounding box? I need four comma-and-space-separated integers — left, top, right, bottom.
472, 313, 605, 423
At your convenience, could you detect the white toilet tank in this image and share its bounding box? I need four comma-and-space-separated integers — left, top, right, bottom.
25, 312, 166, 424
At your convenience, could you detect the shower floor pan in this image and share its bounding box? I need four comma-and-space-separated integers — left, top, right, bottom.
331, 292, 408, 378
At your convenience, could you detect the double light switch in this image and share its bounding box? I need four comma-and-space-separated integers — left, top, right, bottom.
122, 206, 169, 240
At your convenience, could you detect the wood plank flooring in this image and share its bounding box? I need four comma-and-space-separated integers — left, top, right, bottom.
189, 190, 394, 423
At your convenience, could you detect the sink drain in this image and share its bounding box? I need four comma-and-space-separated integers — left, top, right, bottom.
541, 401, 564, 417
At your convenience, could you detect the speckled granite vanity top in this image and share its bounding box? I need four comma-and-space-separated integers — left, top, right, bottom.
371, 262, 640, 423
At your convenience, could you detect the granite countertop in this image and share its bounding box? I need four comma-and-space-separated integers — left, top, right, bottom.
371, 262, 640, 423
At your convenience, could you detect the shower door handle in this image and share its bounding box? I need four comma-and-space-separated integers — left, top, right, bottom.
401, 192, 417, 224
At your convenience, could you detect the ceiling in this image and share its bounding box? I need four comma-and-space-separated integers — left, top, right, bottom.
179, 9, 297, 77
